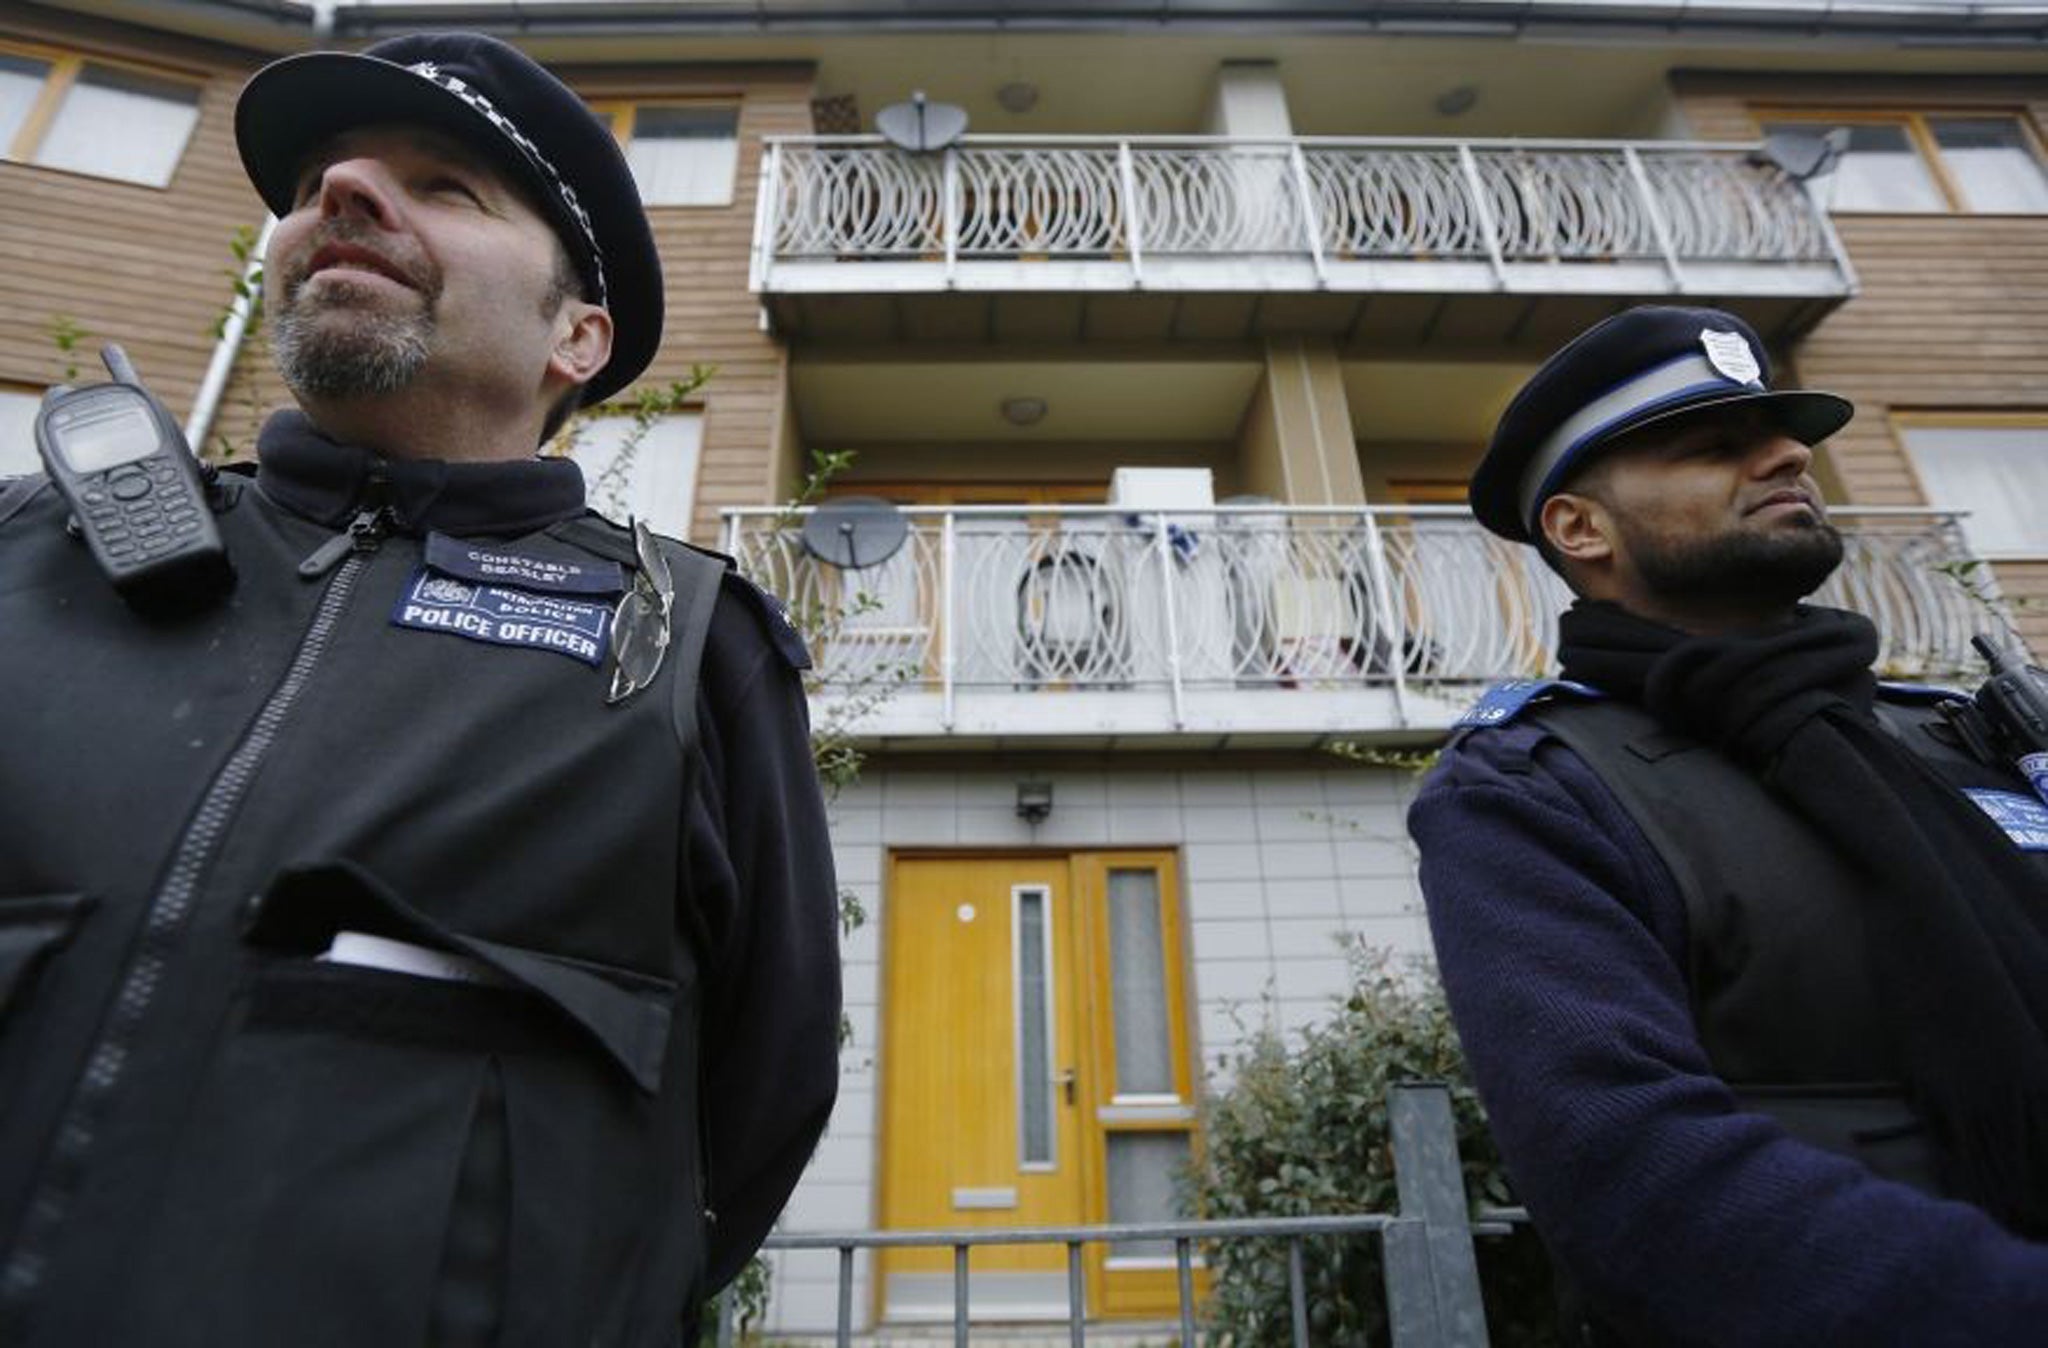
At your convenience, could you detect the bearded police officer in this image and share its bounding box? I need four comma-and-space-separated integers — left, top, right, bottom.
1409, 307, 2048, 1345
0, 33, 838, 1347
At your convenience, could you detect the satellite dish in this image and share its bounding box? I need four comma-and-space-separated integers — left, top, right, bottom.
1752, 128, 1848, 182
802, 496, 910, 570
876, 92, 969, 152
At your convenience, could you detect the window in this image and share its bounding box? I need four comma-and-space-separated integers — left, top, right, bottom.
559, 411, 704, 541
1, 386, 43, 477
1897, 419, 2048, 557
0, 43, 201, 188
1762, 113, 2048, 215
591, 101, 740, 207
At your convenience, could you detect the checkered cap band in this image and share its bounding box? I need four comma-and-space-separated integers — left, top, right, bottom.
405, 60, 608, 306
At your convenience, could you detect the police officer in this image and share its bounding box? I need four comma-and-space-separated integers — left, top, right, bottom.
1409, 306, 2048, 1344
0, 33, 838, 1347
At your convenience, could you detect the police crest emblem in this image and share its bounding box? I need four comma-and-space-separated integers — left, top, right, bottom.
1700, 328, 1763, 387
418, 574, 476, 605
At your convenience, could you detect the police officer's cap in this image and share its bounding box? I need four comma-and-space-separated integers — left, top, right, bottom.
1470, 306, 1853, 543
235, 32, 662, 409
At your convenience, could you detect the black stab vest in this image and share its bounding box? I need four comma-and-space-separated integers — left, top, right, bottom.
0, 475, 732, 1347
1530, 693, 2048, 1197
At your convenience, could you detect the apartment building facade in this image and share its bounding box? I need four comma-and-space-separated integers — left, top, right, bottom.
3, 0, 2043, 1335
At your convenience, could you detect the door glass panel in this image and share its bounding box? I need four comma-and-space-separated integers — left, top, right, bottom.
1016, 886, 1054, 1168
1106, 1132, 1190, 1259
0, 54, 49, 152
1107, 868, 1174, 1096
1932, 118, 2048, 214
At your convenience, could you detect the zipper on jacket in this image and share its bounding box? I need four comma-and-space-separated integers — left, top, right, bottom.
299, 465, 396, 579
1, 517, 389, 1316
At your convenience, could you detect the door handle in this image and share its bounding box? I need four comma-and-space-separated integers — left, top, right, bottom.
1054, 1068, 1076, 1105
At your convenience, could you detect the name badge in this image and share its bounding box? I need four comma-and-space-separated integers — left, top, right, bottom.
392, 568, 612, 666
424, 531, 625, 596
1962, 789, 2048, 853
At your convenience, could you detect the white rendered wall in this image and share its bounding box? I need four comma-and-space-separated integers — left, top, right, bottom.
759, 763, 1427, 1335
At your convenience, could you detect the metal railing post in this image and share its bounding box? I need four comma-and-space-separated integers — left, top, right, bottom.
1066, 1241, 1086, 1347
940, 511, 958, 728
1175, 1237, 1197, 1346
1289, 142, 1328, 287
953, 1243, 970, 1347
836, 1244, 854, 1348
1456, 144, 1507, 289
942, 146, 961, 288
1389, 1084, 1489, 1348
1804, 172, 1862, 295
715, 1289, 735, 1348
1287, 1237, 1311, 1346
1623, 145, 1687, 293
1382, 1217, 1440, 1347
1153, 514, 1188, 729
1359, 510, 1410, 727
1118, 140, 1145, 287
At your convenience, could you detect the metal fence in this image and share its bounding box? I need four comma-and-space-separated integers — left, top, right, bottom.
752, 135, 1851, 291
723, 505, 1989, 722
720, 1083, 1523, 1347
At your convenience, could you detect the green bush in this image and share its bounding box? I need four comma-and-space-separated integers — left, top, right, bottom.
1188, 939, 1559, 1346
698, 1254, 771, 1344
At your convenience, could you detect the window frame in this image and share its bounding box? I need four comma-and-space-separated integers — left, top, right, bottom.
1892, 409, 2048, 560
588, 98, 742, 209
0, 37, 204, 189
1757, 106, 2048, 216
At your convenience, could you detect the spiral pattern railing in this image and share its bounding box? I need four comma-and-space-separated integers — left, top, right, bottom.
724, 507, 1990, 716
760, 136, 1841, 277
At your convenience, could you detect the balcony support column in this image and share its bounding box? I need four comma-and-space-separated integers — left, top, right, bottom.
1239, 338, 1366, 508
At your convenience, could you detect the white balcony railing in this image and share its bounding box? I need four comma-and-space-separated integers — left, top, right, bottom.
724, 505, 1988, 740
751, 136, 1856, 299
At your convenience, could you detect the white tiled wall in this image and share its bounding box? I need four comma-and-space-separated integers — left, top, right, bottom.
759, 763, 1427, 1333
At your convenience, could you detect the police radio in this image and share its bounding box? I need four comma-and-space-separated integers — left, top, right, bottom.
35, 344, 231, 602
1969, 634, 2048, 806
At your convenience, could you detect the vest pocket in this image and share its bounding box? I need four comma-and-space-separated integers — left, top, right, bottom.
0, 892, 92, 1021
128, 863, 683, 1346
1732, 1083, 1941, 1197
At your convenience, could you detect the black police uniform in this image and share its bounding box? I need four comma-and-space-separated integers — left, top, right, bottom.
1412, 306, 2048, 1343
0, 412, 840, 1347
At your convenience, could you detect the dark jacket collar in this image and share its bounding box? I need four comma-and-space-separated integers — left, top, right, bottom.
254, 410, 587, 537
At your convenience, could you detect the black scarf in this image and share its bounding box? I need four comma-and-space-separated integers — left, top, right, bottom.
1558, 600, 2048, 1236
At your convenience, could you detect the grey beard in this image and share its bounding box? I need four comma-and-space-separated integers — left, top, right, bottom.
1627, 517, 1846, 611
270, 285, 433, 401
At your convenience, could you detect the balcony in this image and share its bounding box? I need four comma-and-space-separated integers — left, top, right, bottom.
751, 136, 1857, 345
725, 505, 1987, 749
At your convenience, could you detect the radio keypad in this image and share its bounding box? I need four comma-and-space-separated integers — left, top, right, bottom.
84, 466, 208, 570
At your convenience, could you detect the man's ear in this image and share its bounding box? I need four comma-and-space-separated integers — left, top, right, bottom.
549, 301, 614, 389
1540, 491, 1614, 567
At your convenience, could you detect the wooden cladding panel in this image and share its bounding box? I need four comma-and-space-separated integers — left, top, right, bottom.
1673, 77, 2048, 640
0, 16, 266, 425
1996, 561, 2048, 657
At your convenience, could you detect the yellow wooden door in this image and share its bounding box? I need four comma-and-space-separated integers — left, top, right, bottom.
880, 856, 1087, 1322
1073, 851, 1207, 1320
881, 852, 1204, 1324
